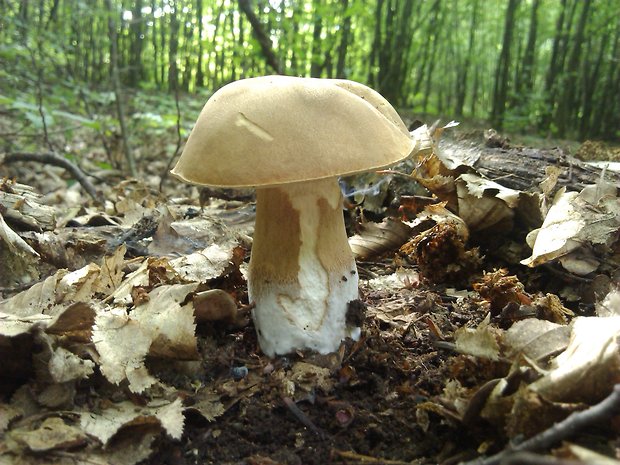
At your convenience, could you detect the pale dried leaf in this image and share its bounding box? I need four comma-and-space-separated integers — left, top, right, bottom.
89, 430, 157, 465
79, 398, 184, 445
290, 362, 333, 394
531, 316, 620, 403
0, 403, 21, 433
560, 443, 620, 465
9, 417, 87, 453
94, 245, 126, 296
502, 319, 570, 362
189, 389, 226, 422
454, 315, 501, 360
92, 307, 156, 392
521, 189, 583, 267
0, 212, 40, 286
132, 283, 199, 360
111, 257, 178, 305
48, 346, 95, 383
170, 244, 236, 282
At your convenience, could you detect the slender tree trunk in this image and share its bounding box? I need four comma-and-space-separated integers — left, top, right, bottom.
518, 0, 540, 96
491, 0, 520, 129
128, 0, 144, 86
367, 0, 383, 86
593, 16, 620, 138
104, 0, 137, 177
151, 0, 159, 85
238, 0, 282, 74
310, 0, 323, 77
455, 0, 478, 117
555, 0, 591, 137
168, 2, 180, 91
335, 0, 351, 79
195, 0, 204, 87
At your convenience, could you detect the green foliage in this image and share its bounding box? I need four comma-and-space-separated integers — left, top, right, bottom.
0, 0, 617, 141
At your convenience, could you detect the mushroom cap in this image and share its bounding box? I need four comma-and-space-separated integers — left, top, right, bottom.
172, 75, 416, 188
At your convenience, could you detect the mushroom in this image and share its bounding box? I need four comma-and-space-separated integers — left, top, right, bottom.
172, 75, 427, 357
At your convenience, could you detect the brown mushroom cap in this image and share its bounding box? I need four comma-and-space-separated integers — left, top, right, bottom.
172, 76, 416, 188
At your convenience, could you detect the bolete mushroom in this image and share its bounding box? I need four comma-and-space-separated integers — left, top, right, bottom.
172, 75, 427, 357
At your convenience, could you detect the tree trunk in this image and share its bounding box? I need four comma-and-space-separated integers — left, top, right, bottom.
310, 0, 323, 77
490, 0, 520, 129
455, 0, 478, 117
335, 0, 351, 78
128, 0, 144, 87
195, 0, 205, 87
517, 0, 540, 97
238, 0, 282, 74
168, 2, 180, 91
104, 0, 136, 177
554, 0, 591, 137
367, 0, 383, 86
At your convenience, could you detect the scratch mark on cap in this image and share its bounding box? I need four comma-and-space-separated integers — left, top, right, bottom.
236, 112, 274, 142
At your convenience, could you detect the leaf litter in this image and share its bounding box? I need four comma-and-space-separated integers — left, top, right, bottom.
1, 124, 620, 464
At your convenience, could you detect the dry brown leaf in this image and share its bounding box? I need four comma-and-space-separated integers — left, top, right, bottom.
349, 219, 412, 260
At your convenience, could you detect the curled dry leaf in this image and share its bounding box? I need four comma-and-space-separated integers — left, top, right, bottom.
530, 316, 620, 404
94, 283, 199, 391
193, 288, 239, 324
522, 180, 620, 273
348, 219, 412, 260
455, 173, 518, 232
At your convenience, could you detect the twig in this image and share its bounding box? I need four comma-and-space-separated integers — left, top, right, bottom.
159, 82, 183, 191
499, 452, 587, 465
2, 151, 103, 205
282, 396, 326, 438
333, 450, 411, 465
460, 384, 620, 465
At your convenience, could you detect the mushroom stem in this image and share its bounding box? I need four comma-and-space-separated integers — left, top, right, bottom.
249, 177, 360, 356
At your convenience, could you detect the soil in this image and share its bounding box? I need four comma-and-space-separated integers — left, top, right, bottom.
143, 278, 503, 465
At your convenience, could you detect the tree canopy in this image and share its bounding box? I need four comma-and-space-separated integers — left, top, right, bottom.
1, 0, 619, 141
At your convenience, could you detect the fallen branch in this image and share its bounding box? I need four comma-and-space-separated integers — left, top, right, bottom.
1, 151, 103, 205
461, 384, 620, 465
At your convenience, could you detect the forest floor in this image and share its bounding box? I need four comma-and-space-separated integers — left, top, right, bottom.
1, 117, 620, 465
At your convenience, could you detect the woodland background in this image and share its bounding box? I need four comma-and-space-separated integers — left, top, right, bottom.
1, 0, 619, 170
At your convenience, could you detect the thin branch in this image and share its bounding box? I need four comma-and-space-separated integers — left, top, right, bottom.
159, 83, 183, 191
461, 384, 620, 465
2, 152, 103, 205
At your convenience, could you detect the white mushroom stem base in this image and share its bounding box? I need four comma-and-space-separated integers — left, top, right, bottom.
248, 177, 360, 357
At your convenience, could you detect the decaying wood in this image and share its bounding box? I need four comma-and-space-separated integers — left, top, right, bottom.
0, 180, 56, 231
441, 139, 620, 192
